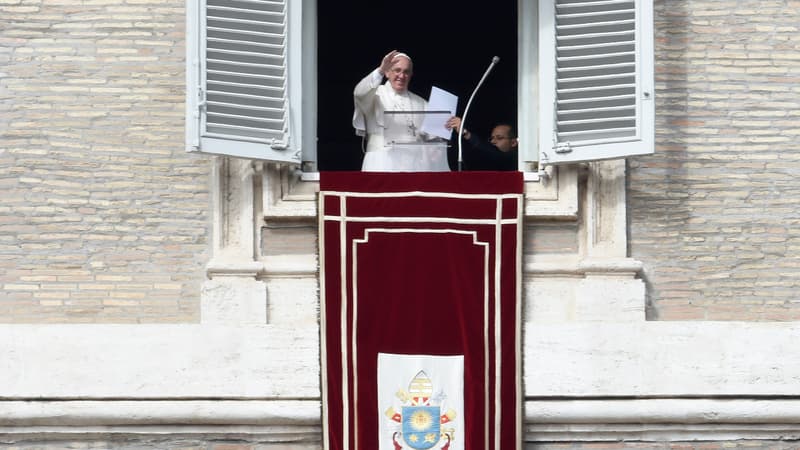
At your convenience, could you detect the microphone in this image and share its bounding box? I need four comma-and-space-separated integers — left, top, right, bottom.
458, 56, 500, 171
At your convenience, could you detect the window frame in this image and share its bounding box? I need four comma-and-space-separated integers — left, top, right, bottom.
536, 0, 655, 165
186, 0, 307, 164
518, 0, 540, 172
187, 0, 654, 172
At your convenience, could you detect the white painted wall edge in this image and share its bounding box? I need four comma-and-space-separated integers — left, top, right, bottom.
0, 325, 320, 398
525, 399, 800, 423
2, 399, 799, 425
1, 322, 799, 397
524, 321, 800, 396
0, 400, 319, 426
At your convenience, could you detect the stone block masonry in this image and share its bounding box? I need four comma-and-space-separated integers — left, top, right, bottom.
0, 0, 209, 323
629, 0, 800, 321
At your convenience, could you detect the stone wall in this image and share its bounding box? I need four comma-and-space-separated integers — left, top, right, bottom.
0, 0, 208, 323
629, 0, 800, 320
2, 0, 800, 447
6, 0, 799, 325
0, 438, 797, 449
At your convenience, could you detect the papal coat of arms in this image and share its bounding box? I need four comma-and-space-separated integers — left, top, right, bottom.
384, 370, 458, 449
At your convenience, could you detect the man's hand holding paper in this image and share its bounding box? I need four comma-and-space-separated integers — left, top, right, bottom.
421, 86, 458, 140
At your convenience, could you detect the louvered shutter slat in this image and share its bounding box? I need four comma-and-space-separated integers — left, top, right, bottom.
208, 81, 283, 94
206, 101, 284, 116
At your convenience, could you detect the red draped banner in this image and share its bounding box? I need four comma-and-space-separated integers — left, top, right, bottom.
319, 172, 523, 450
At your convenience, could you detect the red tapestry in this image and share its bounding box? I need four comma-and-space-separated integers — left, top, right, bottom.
319, 172, 523, 450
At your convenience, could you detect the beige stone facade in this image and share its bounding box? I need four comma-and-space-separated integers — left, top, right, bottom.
631, 0, 800, 321
1, 0, 800, 448
1, 0, 207, 323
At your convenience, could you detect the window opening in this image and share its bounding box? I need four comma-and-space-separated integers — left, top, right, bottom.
316, 0, 518, 171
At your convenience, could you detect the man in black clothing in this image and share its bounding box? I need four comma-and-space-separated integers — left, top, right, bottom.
447, 117, 518, 171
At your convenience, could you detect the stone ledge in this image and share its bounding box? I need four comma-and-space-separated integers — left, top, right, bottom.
2, 399, 800, 442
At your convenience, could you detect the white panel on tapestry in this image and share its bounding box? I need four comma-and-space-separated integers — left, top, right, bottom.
377, 353, 464, 450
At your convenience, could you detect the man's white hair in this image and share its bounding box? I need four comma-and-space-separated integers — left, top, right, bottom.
393, 52, 413, 69
394, 52, 412, 62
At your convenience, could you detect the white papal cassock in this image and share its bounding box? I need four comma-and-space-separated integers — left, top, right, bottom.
352, 68, 447, 172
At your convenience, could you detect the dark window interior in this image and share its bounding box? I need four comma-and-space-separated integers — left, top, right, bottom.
317, 1, 518, 171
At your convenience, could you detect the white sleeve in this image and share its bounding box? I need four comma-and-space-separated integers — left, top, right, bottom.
354, 68, 383, 105
353, 69, 384, 135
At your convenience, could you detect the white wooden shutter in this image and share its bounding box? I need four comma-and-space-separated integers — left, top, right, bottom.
538, 0, 654, 165
187, 0, 302, 163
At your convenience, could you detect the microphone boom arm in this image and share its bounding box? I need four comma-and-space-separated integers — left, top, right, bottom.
458, 56, 500, 171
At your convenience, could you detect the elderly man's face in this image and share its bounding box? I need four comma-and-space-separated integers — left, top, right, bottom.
489, 125, 518, 153
387, 56, 413, 92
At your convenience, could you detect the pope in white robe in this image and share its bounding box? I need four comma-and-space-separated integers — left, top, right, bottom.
352, 50, 449, 172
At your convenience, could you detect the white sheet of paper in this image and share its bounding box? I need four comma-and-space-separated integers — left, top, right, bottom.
422, 86, 458, 139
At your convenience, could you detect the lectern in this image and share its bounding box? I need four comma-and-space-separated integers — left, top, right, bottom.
380, 110, 451, 172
